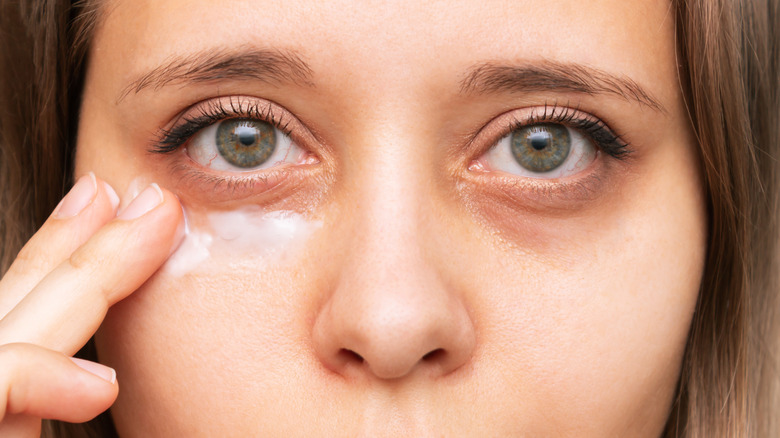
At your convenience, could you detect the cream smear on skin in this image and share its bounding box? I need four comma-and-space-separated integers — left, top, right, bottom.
122, 178, 321, 277
164, 206, 321, 277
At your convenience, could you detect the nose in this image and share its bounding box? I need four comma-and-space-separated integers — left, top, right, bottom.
312, 191, 476, 381
313, 263, 476, 380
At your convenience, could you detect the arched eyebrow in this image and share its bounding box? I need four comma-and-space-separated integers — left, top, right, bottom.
459, 61, 665, 112
117, 47, 314, 103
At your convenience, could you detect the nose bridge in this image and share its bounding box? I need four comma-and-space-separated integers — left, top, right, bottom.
312, 126, 476, 381
354, 150, 424, 269
339, 115, 437, 269
343, 114, 453, 303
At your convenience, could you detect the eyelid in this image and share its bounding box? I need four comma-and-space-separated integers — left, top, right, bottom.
149, 95, 317, 157
462, 103, 632, 168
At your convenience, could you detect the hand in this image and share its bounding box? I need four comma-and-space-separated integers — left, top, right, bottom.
0, 173, 183, 437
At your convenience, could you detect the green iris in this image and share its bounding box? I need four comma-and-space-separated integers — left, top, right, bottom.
216, 119, 276, 168
510, 123, 571, 172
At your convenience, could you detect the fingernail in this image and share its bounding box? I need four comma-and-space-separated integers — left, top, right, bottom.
118, 184, 164, 220
103, 182, 120, 210
70, 357, 116, 384
170, 203, 187, 256
53, 173, 97, 218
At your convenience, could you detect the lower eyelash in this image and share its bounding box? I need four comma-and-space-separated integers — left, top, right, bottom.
167, 161, 295, 198
515, 104, 632, 160
149, 98, 293, 155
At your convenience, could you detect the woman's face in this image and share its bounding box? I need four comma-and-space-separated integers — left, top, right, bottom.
76, 0, 706, 435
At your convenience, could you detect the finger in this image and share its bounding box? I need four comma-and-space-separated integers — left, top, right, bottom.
0, 343, 117, 425
0, 173, 120, 318
0, 184, 183, 355
0, 414, 40, 438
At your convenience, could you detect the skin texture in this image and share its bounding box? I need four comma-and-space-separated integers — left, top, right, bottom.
60, 0, 708, 436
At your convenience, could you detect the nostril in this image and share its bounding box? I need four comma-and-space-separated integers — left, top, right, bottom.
422, 348, 445, 362
338, 349, 364, 363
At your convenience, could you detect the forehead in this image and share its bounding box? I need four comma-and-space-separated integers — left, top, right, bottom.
93, 0, 676, 104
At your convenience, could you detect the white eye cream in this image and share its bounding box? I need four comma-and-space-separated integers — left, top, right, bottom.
207, 206, 316, 249
163, 205, 320, 277
164, 228, 213, 277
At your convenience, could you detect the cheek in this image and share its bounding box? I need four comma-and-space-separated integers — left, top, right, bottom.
97, 270, 311, 434
463, 158, 706, 432
95, 207, 328, 435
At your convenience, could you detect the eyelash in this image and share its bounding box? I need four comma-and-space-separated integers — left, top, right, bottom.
150, 98, 294, 155
499, 103, 631, 160
148, 99, 630, 201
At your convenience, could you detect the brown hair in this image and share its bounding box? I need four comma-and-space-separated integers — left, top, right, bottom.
665, 0, 780, 436
0, 0, 777, 436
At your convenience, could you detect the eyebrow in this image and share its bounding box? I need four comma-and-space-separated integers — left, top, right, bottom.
459, 61, 665, 112
117, 47, 313, 103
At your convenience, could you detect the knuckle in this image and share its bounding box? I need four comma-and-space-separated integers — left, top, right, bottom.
0, 344, 46, 418
0, 345, 23, 411
67, 247, 115, 303
0, 343, 23, 368
11, 244, 49, 276
67, 244, 108, 274
67, 228, 119, 274
66, 249, 91, 272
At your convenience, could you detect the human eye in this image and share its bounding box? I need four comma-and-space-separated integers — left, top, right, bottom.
149, 96, 318, 196
473, 105, 630, 180
185, 117, 302, 172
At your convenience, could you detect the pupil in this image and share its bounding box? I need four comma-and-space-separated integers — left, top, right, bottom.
236, 126, 257, 147
529, 132, 550, 151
